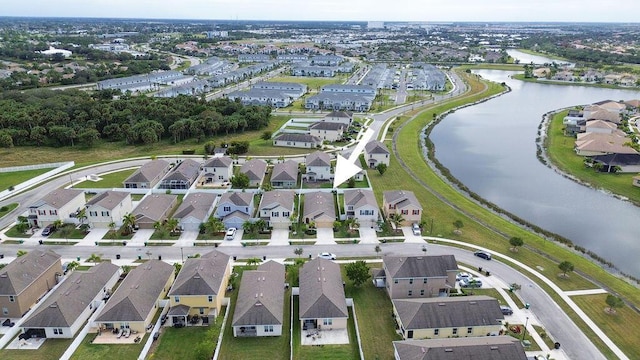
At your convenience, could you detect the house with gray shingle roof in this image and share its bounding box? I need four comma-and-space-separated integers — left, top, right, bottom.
299, 258, 348, 334
21, 262, 119, 338
323, 110, 353, 126
393, 336, 527, 360
174, 192, 217, 231
123, 159, 171, 189
95, 260, 175, 334
258, 190, 295, 229
273, 133, 322, 149
159, 159, 201, 190
309, 121, 345, 142
383, 190, 422, 225
381, 255, 458, 299
214, 192, 254, 229
132, 194, 178, 229
203, 156, 233, 183
240, 159, 267, 187
85, 191, 132, 228
392, 296, 504, 340
303, 191, 335, 228
364, 140, 390, 168
233, 261, 285, 337
167, 250, 231, 326
27, 188, 85, 228
0, 250, 62, 318
271, 160, 299, 189
305, 151, 333, 182
344, 189, 378, 227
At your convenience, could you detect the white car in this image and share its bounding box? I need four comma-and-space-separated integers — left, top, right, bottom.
456, 272, 473, 281
318, 252, 337, 260
412, 223, 421, 236
225, 228, 237, 240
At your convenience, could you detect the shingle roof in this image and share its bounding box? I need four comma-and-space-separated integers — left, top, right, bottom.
259, 190, 295, 211
306, 151, 332, 167
324, 111, 352, 119
303, 191, 335, 221
169, 250, 230, 296
0, 250, 61, 296
393, 336, 527, 360
309, 122, 344, 131
163, 159, 201, 182
384, 255, 458, 279
365, 140, 390, 155
232, 261, 285, 327
173, 192, 217, 222
383, 190, 422, 210
240, 159, 267, 181
299, 258, 348, 319
344, 189, 377, 209
34, 189, 84, 210
86, 191, 130, 211
133, 194, 178, 222
218, 191, 253, 207
393, 296, 504, 330
271, 160, 299, 182
274, 133, 322, 144
204, 156, 233, 168
124, 160, 170, 184
96, 260, 173, 322
22, 262, 119, 328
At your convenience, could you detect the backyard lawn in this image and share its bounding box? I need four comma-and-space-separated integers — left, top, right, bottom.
73, 168, 136, 188
0, 168, 50, 191
0, 338, 72, 360
70, 333, 147, 360
268, 76, 346, 90
148, 314, 225, 360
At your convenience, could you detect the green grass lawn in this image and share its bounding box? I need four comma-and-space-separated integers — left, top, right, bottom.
70, 333, 148, 360
149, 229, 181, 241
4, 224, 33, 238
0, 338, 73, 360
73, 169, 136, 188
148, 314, 225, 360
48, 224, 89, 239
268, 76, 346, 90
0, 203, 18, 218
0, 168, 51, 191
511, 73, 631, 90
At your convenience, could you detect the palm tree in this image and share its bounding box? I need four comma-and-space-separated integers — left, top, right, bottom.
17, 250, 28, 257
205, 217, 225, 236
77, 208, 87, 226
389, 213, 405, 232
165, 218, 180, 236
87, 253, 102, 263
254, 219, 267, 233
52, 219, 64, 230
122, 213, 136, 235
108, 221, 116, 242
242, 220, 256, 235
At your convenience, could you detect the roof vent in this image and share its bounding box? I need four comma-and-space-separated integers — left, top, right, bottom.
490, 346, 499, 350
469, 301, 477, 305
0, 274, 7, 278
438, 303, 445, 306
444, 348, 453, 352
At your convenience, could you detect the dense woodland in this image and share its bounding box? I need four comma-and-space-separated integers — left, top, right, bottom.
0, 90, 272, 148
521, 36, 640, 66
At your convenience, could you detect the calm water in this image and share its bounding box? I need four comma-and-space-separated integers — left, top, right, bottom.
431, 70, 640, 277
507, 49, 574, 67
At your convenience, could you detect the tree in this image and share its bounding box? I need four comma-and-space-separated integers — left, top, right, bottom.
165, 218, 180, 235
205, 217, 225, 235
17, 250, 28, 257
77, 208, 87, 225
242, 220, 256, 235
261, 131, 272, 140
453, 220, 464, 230
58, 225, 72, 243
294, 247, 304, 258
558, 261, 574, 278
52, 219, 64, 230
605, 294, 624, 314
87, 253, 102, 263
231, 172, 250, 189
173, 262, 182, 276
122, 213, 136, 235
121, 265, 132, 274
345, 260, 371, 287
389, 213, 405, 232
509, 237, 524, 252
246, 257, 261, 268
347, 177, 356, 188
374, 245, 382, 258
376, 163, 387, 175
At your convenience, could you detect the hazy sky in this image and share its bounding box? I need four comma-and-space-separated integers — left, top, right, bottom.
5, 0, 640, 22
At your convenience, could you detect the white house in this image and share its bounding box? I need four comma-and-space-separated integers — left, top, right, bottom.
309, 122, 345, 142
203, 156, 234, 183
85, 191, 133, 228
305, 151, 333, 182
258, 190, 295, 229
323, 111, 353, 126
364, 140, 390, 168
27, 189, 86, 228
273, 133, 322, 149
344, 189, 379, 228
215, 192, 254, 229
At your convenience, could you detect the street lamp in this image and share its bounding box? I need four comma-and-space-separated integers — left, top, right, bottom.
521, 316, 529, 341
181, 247, 184, 263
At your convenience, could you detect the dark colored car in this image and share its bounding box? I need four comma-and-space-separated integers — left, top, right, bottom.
500, 305, 513, 315
41, 224, 55, 236
474, 250, 492, 260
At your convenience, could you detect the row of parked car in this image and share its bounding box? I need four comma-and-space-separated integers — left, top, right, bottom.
455, 270, 512, 316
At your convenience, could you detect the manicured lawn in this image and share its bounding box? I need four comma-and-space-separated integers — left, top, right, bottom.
148, 314, 225, 360
0, 168, 50, 191
131, 194, 145, 201
48, 224, 89, 239
149, 229, 181, 241
73, 169, 136, 188
0, 338, 73, 360
0, 203, 18, 218
70, 333, 148, 360
4, 224, 33, 238
268, 76, 346, 90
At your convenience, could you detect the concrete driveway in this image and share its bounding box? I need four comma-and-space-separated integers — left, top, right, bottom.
177, 229, 199, 247
78, 228, 109, 245
358, 227, 378, 244
219, 229, 244, 247
402, 227, 424, 243
127, 229, 153, 246
315, 228, 336, 245
268, 229, 289, 246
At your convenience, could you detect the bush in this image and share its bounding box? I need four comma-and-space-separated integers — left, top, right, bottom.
0, 206, 7, 212
182, 149, 196, 155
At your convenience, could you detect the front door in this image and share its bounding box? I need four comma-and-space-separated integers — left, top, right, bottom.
407, 330, 413, 339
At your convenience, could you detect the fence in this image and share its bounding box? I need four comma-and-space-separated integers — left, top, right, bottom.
0, 161, 74, 202
0, 161, 71, 173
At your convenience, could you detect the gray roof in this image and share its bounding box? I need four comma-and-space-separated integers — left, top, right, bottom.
365, 140, 390, 155
393, 336, 527, 360
344, 189, 377, 209
383, 190, 421, 210
0, 250, 61, 296
274, 133, 321, 144
169, 250, 230, 296
96, 260, 174, 322
259, 190, 295, 211
173, 192, 217, 222
218, 191, 253, 207
384, 255, 458, 279
240, 159, 267, 181
204, 156, 233, 168
33, 189, 84, 210
321, 84, 376, 93
299, 258, 348, 319
124, 160, 170, 184
324, 111, 352, 119
393, 296, 504, 330
22, 262, 119, 328
86, 191, 130, 210
232, 261, 285, 327
306, 151, 332, 167
271, 160, 299, 182
303, 191, 335, 221
133, 194, 178, 222
163, 159, 201, 182
309, 121, 344, 131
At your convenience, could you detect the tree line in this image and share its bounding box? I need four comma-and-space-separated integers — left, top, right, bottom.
0, 90, 272, 148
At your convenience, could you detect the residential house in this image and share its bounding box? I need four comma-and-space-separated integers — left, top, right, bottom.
271, 160, 299, 189
159, 159, 201, 190
252, 82, 307, 98
273, 133, 322, 149
123, 159, 171, 189
309, 122, 345, 142
132, 194, 178, 229
383, 190, 423, 226
85, 191, 133, 228
95, 260, 174, 334
575, 132, 637, 156
214, 192, 254, 229
238, 54, 271, 63
0, 250, 62, 318
323, 111, 353, 126
233, 261, 285, 337
303, 191, 335, 228
592, 153, 640, 173
392, 336, 527, 360
291, 65, 336, 77
585, 120, 618, 134
583, 105, 622, 124
174, 192, 217, 231
258, 190, 295, 229
305, 151, 333, 182
27, 189, 85, 228
305, 93, 373, 112
343, 189, 378, 228
393, 296, 504, 340
227, 88, 295, 108
167, 250, 231, 326
593, 100, 627, 114
20, 262, 119, 338
364, 140, 390, 169
380, 255, 458, 299
299, 258, 348, 333
202, 156, 234, 184
310, 55, 343, 66
240, 159, 268, 187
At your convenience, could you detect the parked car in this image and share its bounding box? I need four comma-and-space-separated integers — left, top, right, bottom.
412, 223, 421, 236
474, 250, 492, 260
500, 305, 513, 315
456, 272, 472, 281
41, 224, 55, 236
225, 227, 237, 241
459, 277, 482, 288
318, 252, 337, 260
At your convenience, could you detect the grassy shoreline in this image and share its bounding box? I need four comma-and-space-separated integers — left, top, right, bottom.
511, 73, 638, 90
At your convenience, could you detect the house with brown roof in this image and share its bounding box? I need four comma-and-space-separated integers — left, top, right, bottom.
364, 140, 390, 169
575, 132, 637, 156
215, 192, 254, 229
380, 255, 458, 299
95, 260, 175, 334
240, 159, 268, 187
393, 336, 527, 360
585, 119, 618, 134
85, 191, 132, 228
299, 258, 348, 334
233, 261, 285, 337
259, 190, 295, 229
0, 250, 62, 318
27, 189, 85, 228
159, 159, 202, 190
20, 262, 119, 338
174, 192, 217, 231
132, 194, 178, 229
303, 191, 335, 228
123, 159, 171, 189
167, 250, 231, 326
383, 190, 422, 225
271, 160, 299, 189
202, 156, 234, 184
305, 151, 333, 182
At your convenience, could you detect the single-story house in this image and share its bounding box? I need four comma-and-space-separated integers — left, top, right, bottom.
303, 191, 335, 228
273, 133, 322, 149
271, 160, 299, 189
132, 194, 178, 229
592, 153, 640, 173
174, 192, 218, 231
240, 159, 268, 187
299, 258, 348, 334
123, 159, 171, 189
159, 159, 201, 190
392, 336, 527, 360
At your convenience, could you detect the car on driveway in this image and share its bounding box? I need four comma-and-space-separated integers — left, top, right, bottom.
225, 228, 237, 240
474, 250, 492, 260
456, 272, 472, 281
458, 277, 482, 288
318, 252, 337, 260
41, 224, 55, 236
500, 305, 513, 315
411, 223, 421, 236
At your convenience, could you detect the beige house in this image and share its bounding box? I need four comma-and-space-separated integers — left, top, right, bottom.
273, 133, 322, 149
203, 156, 234, 183
303, 191, 335, 228
323, 110, 353, 126
305, 151, 333, 182
299, 258, 348, 334
85, 191, 133, 228
383, 190, 422, 225
240, 159, 268, 187
0, 250, 62, 318
174, 192, 217, 232
167, 250, 231, 326
364, 140, 390, 169
259, 190, 295, 229
381, 255, 458, 299
95, 260, 175, 334
309, 122, 345, 142
393, 336, 527, 360
27, 189, 85, 228
132, 194, 178, 229
575, 132, 637, 157
123, 159, 171, 189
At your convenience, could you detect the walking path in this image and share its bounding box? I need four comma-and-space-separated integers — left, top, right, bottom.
565, 289, 609, 296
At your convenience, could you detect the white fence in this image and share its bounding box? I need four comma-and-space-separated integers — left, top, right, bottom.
0, 161, 74, 202
0, 161, 71, 173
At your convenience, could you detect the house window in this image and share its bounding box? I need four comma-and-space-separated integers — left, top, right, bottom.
89, 211, 97, 217
452, 328, 458, 335
174, 296, 180, 303
360, 210, 374, 216
401, 210, 408, 215
408, 290, 413, 296
434, 328, 439, 336
467, 327, 473, 334
223, 206, 231, 212
2, 307, 7, 315
420, 290, 425, 296
49, 210, 58, 215
218, 176, 224, 180
323, 319, 333, 326
394, 279, 398, 284
423, 278, 428, 284
264, 325, 274, 333
38, 210, 46, 215
412, 210, 420, 215
409, 278, 413, 285
200, 308, 205, 315
101, 211, 110, 217
283, 211, 290, 217
272, 212, 279, 217
208, 295, 213, 302
53, 328, 59, 335
9, 295, 15, 302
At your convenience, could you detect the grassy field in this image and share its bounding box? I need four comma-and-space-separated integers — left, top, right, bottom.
268, 76, 346, 91
73, 169, 136, 188
515, 48, 571, 62
0, 338, 73, 360
461, 64, 524, 71
0, 203, 18, 218
70, 333, 148, 360
545, 110, 640, 205
148, 315, 225, 359
0, 168, 51, 190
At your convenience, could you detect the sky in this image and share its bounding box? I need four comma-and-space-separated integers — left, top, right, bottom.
4, 0, 640, 23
